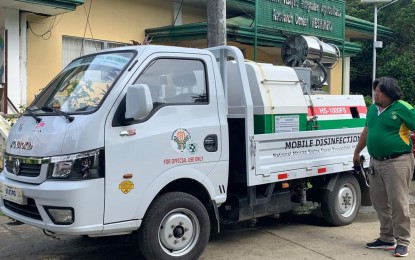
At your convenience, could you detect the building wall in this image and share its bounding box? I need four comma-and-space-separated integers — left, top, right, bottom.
26, 0, 182, 104
25, 0, 346, 105
4, 8, 21, 110
182, 4, 206, 24
330, 61, 343, 94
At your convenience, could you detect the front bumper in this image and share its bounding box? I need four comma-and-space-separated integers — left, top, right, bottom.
0, 172, 105, 235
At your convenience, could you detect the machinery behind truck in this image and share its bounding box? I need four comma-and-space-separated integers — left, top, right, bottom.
0, 36, 370, 259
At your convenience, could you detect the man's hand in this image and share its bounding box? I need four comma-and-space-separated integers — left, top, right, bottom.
353, 127, 368, 165
353, 153, 361, 165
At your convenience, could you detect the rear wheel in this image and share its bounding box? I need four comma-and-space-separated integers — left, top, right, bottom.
321, 174, 361, 226
138, 192, 210, 260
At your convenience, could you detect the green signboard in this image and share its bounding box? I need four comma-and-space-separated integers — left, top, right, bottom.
257, 0, 345, 41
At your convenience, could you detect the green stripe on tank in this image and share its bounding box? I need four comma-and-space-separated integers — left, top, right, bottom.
254, 114, 274, 134
313, 118, 366, 130
254, 114, 307, 134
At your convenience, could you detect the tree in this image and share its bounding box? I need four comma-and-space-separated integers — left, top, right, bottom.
376, 42, 415, 103
347, 0, 415, 104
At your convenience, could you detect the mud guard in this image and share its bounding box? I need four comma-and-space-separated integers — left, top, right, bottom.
210, 200, 220, 236
322, 173, 372, 206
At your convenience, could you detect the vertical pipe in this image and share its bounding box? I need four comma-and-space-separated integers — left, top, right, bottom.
341, 2, 346, 94
207, 0, 227, 47
372, 4, 378, 101
20, 12, 27, 107
254, 0, 258, 61
3, 29, 7, 114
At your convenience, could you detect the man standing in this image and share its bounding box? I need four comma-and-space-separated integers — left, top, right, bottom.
354, 77, 415, 257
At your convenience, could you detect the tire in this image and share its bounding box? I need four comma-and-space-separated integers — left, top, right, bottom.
138, 192, 210, 260
321, 174, 361, 226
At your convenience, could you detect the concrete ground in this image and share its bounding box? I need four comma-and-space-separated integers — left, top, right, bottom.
1, 182, 415, 259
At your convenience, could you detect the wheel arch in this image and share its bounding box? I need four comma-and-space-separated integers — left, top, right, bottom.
320, 171, 371, 206
158, 178, 211, 205
320, 172, 362, 226
133, 168, 220, 235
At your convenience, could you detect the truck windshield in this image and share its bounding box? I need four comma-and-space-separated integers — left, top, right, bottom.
31, 51, 135, 113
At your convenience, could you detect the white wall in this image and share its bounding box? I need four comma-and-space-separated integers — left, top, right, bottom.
343, 57, 350, 94
0, 8, 4, 84
20, 12, 27, 108
4, 8, 21, 113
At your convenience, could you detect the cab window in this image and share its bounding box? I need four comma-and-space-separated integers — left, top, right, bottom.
133, 58, 208, 109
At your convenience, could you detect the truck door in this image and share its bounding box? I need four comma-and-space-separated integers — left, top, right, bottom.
104, 53, 222, 224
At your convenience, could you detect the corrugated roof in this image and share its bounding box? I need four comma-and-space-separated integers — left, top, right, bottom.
146, 16, 363, 57
3, 0, 84, 15
345, 15, 393, 38
18, 0, 84, 9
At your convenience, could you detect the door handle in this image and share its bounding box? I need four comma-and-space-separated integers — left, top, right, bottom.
120, 129, 136, 137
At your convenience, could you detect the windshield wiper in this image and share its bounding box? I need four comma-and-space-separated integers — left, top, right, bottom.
25, 107, 42, 123
42, 106, 75, 123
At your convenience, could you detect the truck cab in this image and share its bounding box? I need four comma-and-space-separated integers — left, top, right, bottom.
0, 45, 228, 246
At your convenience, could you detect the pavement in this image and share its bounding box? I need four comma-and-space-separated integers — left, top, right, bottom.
1, 182, 415, 259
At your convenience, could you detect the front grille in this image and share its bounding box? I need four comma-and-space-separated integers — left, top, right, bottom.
3, 198, 42, 221
4, 154, 49, 179
5, 160, 42, 177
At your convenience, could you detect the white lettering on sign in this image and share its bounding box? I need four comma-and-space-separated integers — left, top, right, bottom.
282, 0, 299, 8
309, 106, 367, 116
321, 4, 342, 17
310, 18, 333, 32
309, 106, 358, 116
272, 10, 294, 24
295, 15, 308, 27
266, 0, 342, 35
300, 0, 319, 13
268, 0, 298, 8
318, 106, 347, 115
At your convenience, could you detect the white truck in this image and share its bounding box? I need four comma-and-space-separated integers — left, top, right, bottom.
0, 36, 370, 259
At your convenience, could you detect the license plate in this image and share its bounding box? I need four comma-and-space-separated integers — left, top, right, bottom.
1, 183, 24, 205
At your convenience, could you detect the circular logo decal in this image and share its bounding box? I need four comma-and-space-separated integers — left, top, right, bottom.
391, 111, 397, 120
171, 128, 191, 153
13, 159, 21, 175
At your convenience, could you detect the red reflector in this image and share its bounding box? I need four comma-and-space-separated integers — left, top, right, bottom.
278, 173, 288, 180
318, 168, 327, 174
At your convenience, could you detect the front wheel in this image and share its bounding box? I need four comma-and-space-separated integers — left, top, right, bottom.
321, 174, 361, 226
138, 192, 210, 260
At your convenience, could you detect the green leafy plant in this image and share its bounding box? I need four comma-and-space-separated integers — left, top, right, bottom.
364, 95, 372, 107
5, 105, 26, 126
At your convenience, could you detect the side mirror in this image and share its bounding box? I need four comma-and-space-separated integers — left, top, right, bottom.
125, 84, 153, 120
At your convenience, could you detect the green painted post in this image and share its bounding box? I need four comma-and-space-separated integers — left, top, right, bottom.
254, 0, 258, 61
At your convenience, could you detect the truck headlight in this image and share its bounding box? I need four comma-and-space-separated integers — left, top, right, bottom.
47, 148, 104, 179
